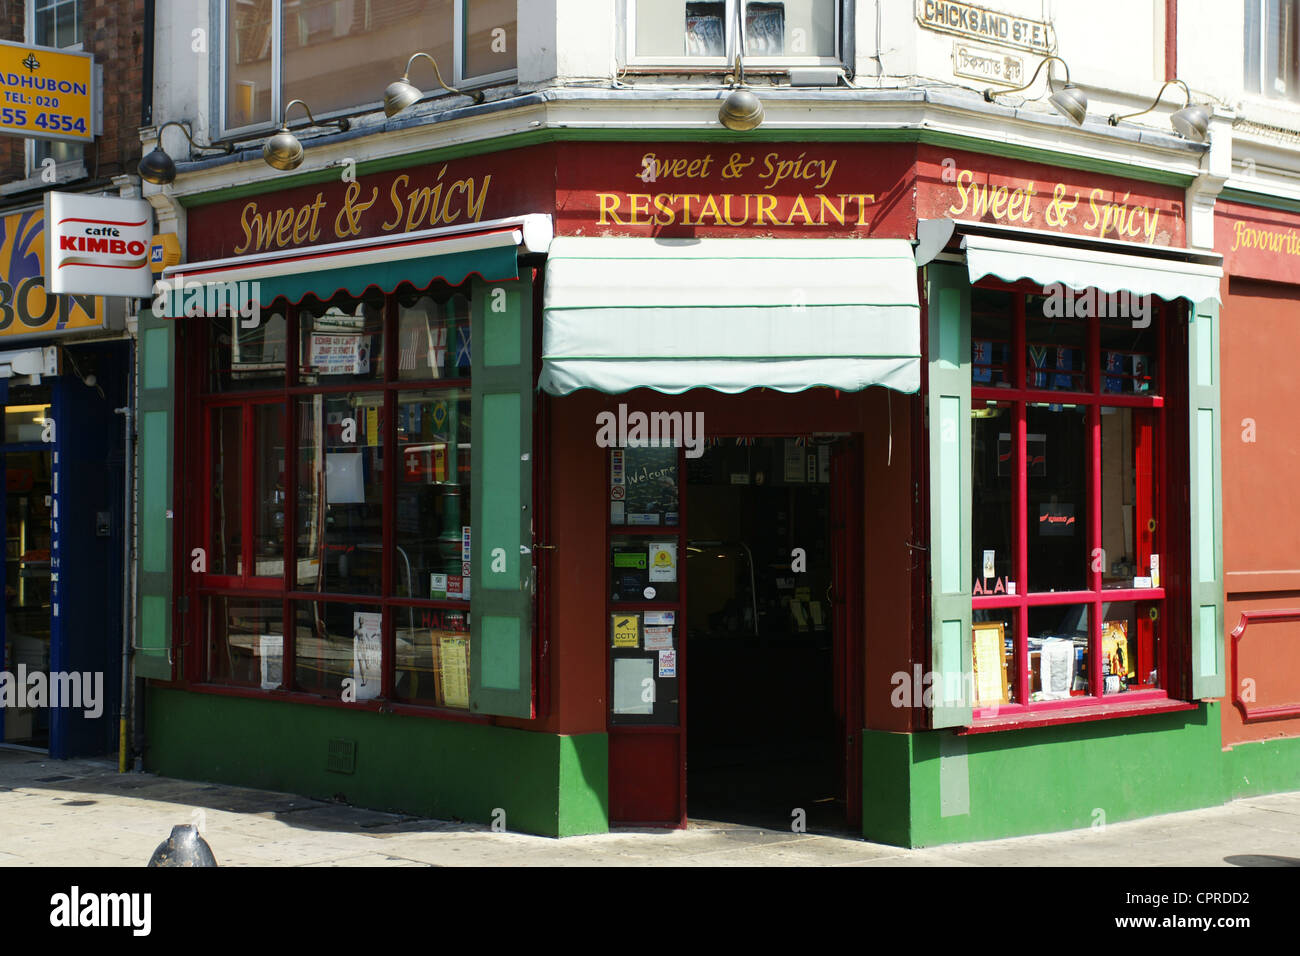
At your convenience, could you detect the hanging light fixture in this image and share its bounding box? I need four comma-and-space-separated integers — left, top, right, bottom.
384, 52, 485, 117
137, 121, 233, 186
984, 55, 1088, 126
263, 100, 351, 171
719, 1, 763, 130
1108, 79, 1210, 141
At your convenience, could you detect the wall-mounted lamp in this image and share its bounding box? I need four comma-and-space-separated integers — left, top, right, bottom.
384, 52, 485, 118
984, 55, 1087, 126
138, 121, 233, 185
263, 100, 351, 171
719, 1, 762, 131
1108, 79, 1209, 141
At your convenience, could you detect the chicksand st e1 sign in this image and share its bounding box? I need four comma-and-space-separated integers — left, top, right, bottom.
44, 192, 154, 297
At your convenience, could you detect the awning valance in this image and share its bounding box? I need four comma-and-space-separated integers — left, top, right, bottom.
158, 214, 552, 316
916, 218, 1223, 304
538, 237, 921, 396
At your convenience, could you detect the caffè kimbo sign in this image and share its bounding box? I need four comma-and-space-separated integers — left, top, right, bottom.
44, 191, 154, 297
917, 0, 1055, 54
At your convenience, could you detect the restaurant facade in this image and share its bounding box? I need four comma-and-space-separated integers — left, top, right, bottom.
132, 117, 1300, 844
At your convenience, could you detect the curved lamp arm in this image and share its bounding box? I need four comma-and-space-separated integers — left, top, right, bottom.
279, 98, 351, 133
984, 55, 1071, 102
402, 52, 485, 104
1108, 78, 1191, 126
152, 120, 233, 155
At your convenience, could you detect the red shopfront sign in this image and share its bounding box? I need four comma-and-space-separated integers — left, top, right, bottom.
554, 141, 917, 239
915, 146, 1186, 247
1214, 199, 1300, 284
184, 144, 556, 261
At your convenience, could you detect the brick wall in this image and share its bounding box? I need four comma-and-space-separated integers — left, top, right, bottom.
0, 0, 145, 194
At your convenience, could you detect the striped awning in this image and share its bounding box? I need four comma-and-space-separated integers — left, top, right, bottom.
157, 215, 552, 316
538, 237, 921, 395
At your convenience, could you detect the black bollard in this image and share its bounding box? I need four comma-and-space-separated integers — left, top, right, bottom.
147, 824, 218, 867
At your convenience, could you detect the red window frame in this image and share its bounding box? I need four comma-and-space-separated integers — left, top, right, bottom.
969, 278, 1179, 722
181, 284, 484, 717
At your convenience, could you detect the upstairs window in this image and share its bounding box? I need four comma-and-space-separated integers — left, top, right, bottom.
1245, 0, 1300, 98
628, 0, 842, 68
222, 0, 517, 135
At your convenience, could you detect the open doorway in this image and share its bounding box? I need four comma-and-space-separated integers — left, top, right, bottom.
685, 436, 852, 832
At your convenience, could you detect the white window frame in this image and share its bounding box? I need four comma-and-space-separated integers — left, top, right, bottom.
14, 0, 87, 190
623, 0, 844, 70
218, 0, 517, 141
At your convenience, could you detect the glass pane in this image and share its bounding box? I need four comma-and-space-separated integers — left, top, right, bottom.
1026, 291, 1087, 392
1026, 404, 1088, 593
1100, 601, 1161, 693
293, 601, 382, 699
971, 609, 1017, 705
610, 610, 680, 725
297, 294, 384, 385
971, 287, 1014, 388
393, 605, 471, 707
207, 312, 287, 392
295, 393, 386, 595
972, 402, 1014, 593
4, 384, 52, 444
611, 535, 680, 603
283, 0, 453, 117
56, 0, 80, 47
463, 0, 517, 77
611, 445, 680, 527
638, 0, 725, 58
210, 406, 243, 575
396, 290, 471, 381
251, 404, 288, 577
1100, 309, 1158, 395
208, 596, 283, 688
746, 0, 835, 57
1247, 0, 1262, 93
1101, 408, 1160, 590
1266, 0, 1293, 97
3, 447, 53, 746
226, 0, 273, 127
396, 389, 471, 599
1028, 603, 1090, 701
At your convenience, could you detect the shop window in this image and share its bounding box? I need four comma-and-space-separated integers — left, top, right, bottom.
1245, 0, 1300, 99
195, 283, 476, 712
222, 0, 517, 135
969, 286, 1167, 709
628, 0, 841, 67
26, 0, 85, 181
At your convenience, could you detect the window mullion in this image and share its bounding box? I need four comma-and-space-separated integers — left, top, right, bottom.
1012, 293, 1028, 702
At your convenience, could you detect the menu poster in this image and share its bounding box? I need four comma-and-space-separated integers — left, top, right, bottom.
623, 446, 678, 527
259, 634, 283, 690
613, 658, 655, 715
352, 611, 383, 701
971, 621, 1009, 706
440, 635, 470, 708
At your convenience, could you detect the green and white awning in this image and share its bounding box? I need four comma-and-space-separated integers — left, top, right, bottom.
538, 237, 921, 395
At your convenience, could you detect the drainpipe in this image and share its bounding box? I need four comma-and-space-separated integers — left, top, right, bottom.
114, 376, 134, 771
141, 0, 154, 127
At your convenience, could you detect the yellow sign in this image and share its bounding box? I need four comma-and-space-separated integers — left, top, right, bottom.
0, 207, 102, 340
149, 233, 181, 274
0, 40, 96, 143
611, 615, 639, 648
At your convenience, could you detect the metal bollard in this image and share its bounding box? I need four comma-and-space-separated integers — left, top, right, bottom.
147, 824, 218, 867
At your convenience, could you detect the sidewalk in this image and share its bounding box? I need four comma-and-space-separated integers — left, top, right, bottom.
1, 748, 1297, 866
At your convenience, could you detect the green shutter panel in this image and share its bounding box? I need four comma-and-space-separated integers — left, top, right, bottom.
470, 275, 536, 718
135, 308, 175, 680
926, 264, 973, 728
1188, 298, 1225, 700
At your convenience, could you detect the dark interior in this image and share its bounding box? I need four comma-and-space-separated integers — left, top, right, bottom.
684, 437, 846, 832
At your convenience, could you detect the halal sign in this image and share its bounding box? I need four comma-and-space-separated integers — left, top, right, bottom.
44, 192, 154, 297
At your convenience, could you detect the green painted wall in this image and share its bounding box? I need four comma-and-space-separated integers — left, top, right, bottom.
863, 704, 1227, 847
146, 687, 608, 838
1222, 735, 1300, 800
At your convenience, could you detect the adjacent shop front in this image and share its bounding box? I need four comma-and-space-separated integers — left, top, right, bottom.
0, 203, 130, 758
